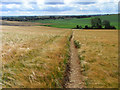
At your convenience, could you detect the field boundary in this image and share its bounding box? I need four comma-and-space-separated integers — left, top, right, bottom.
62, 32, 72, 88
63, 31, 84, 88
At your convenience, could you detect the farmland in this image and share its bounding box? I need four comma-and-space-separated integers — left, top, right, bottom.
31, 14, 118, 29
1, 22, 118, 88
74, 30, 118, 88
2, 25, 72, 88
1, 0, 119, 88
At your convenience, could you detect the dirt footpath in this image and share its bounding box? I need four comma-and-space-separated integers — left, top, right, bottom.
65, 33, 84, 88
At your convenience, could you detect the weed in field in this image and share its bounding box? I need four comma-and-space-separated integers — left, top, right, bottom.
79, 55, 85, 61
74, 40, 81, 49
85, 79, 89, 86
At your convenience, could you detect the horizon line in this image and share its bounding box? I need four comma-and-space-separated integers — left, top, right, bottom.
1, 13, 118, 17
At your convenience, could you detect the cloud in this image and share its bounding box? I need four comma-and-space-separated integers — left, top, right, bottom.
42, 5, 72, 12
1, 0, 119, 16
5, 4, 21, 9
1, 2, 22, 4
64, 0, 96, 4
45, 2, 64, 5
45, 0, 64, 5
74, 2, 96, 5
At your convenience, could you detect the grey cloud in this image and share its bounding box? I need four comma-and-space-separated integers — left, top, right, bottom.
43, 6, 72, 12
1, 2, 22, 4
74, 2, 96, 5
44, 0, 64, 5
45, 2, 64, 5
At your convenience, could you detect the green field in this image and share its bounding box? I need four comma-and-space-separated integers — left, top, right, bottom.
32, 14, 118, 29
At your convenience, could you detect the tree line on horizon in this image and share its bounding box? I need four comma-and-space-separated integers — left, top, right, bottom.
74, 17, 116, 29
1, 15, 94, 21
1, 15, 109, 21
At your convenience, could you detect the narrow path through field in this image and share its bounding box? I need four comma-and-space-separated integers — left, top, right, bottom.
65, 32, 84, 88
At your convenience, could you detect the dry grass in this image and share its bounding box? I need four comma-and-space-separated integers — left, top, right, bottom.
2, 25, 118, 88
2, 25, 71, 88
74, 30, 118, 88
1, 20, 50, 26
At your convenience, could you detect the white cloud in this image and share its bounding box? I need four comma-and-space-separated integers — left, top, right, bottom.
5, 4, 20, 9
35, 0, 45, 5
1, 0, 119, 16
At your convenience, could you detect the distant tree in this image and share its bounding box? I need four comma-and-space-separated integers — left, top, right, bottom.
102, 20, 111, 29
76, 25, 79, 29
110, 26, 116, 29
85, 25, 89, 29
79, 26, 82, 29
91, 18, 102, 29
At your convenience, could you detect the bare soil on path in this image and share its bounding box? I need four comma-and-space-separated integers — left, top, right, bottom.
65, 33, 84, 88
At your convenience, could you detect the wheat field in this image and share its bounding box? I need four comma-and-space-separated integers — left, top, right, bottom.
1, 26, 72, 88
1, 25, 118, 88
74, 30, 118, 88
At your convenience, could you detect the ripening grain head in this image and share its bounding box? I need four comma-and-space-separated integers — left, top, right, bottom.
74, 30, 118, 88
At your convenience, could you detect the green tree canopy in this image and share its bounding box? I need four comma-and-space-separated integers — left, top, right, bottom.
102, 20, 111, 29
91, 18, 102, 29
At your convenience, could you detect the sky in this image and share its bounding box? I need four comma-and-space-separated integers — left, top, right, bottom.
0, 0, 119, 16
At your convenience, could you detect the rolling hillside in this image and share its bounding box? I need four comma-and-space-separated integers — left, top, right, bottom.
32, 14, 118, 29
